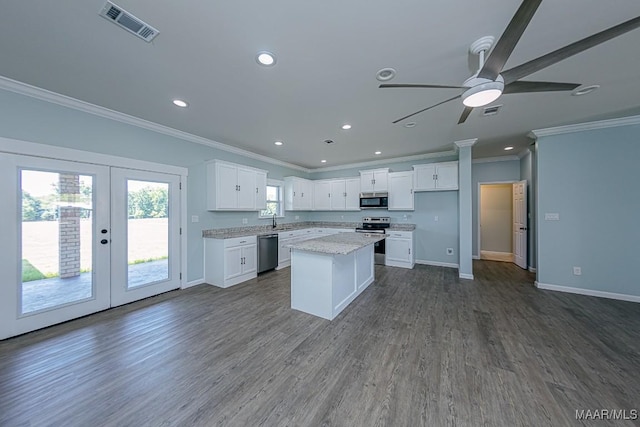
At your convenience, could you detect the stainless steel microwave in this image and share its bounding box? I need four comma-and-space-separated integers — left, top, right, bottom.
359, 192, 388, 209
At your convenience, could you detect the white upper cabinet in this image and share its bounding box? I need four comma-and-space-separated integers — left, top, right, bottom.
313, 180, 331, 211
284, 177, 313, 211
360, 168, 389, 193
310, 178, 361, 211
388, 171, 414, 211
413, 161, 458, 191
255, 170, 267, 210
330, 178, 361, 211
207, 160, 268, 211
344, 178, 361, 210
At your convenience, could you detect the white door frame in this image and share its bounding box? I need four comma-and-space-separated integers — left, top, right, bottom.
0, 137, 188, 338
110, 167, 182, 306
477, 180, 517, 260
0, 154, 112, 339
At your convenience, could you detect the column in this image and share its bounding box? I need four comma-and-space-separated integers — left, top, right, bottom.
455, 138, 477, 280
59, 174, 81, 279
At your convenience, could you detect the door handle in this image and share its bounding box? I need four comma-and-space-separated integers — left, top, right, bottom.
101, 229, 108, 234
100, 239, 109, 245
519, 227, 527, 230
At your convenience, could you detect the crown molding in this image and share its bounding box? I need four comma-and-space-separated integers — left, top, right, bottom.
472, 155, 519, 164
311, 150, 458, 173
0, 75, 308, 172
529, 114, 640, 139
454, 138, 478, 149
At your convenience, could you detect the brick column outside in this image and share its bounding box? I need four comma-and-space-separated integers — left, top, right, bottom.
59, 174, 81, 279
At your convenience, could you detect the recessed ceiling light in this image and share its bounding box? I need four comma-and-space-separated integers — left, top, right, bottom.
504, 146, 514, 151
341, 124, 352, 130
376, 68, 396, 82
404, 122, 416, 128
571, 84, 600, 96
172, 99, 188, 108
374, 151, 382, 155
321, 160, 327, 163
256, 51, 276, 66
274, 141, 283, 146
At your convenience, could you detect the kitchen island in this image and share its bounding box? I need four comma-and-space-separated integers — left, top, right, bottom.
287, 232, 386, 320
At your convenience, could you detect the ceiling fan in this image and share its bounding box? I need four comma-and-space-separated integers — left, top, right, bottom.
380, 0, 640, 124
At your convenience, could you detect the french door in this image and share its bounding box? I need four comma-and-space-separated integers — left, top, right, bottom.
110, 168, 181, 306
0, 154, 181, 339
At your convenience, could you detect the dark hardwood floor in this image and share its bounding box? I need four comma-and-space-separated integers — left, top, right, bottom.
1, 261, 639, 426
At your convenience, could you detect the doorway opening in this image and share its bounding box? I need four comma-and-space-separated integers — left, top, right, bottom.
478, 180, 527, 269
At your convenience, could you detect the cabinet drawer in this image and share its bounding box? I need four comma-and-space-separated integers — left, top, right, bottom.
387, 231, 412, 239
224, 235, 256, 248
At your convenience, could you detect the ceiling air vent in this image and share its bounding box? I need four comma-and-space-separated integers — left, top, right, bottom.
482, 105, 502, 117
99, 1, 159, 42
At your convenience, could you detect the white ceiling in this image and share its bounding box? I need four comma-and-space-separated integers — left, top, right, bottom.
1, 0, 639, 169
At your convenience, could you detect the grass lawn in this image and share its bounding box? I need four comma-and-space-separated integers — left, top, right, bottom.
22, 259, 58, 282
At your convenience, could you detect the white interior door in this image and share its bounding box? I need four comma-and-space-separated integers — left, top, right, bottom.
0, 154, 110, 339
110, 168, 181, 307
513, 180, 528, 269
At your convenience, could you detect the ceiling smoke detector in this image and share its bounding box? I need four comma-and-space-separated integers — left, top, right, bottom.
376, 68, 396, 82
99, 1, 159, 42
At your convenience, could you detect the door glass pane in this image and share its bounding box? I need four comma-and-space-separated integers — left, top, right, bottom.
21, 170, 94, 314
127, 180, 169, 288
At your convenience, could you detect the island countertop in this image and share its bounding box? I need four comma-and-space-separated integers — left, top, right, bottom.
286, 232, 386, 255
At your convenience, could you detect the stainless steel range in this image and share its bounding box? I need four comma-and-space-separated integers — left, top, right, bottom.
355, 217, 389, 265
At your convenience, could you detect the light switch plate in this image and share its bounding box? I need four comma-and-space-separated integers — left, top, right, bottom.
191, 215, 199, 223
545, 213, 560, 221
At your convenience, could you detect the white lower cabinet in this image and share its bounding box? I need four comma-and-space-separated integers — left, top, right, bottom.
204, 236, 257, 288
385, 230, 415, 269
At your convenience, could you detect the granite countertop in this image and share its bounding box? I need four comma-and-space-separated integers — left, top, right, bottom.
202, 221, 415, 239
286, 232, 386, 255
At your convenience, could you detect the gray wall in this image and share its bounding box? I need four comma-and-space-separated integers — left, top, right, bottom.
0, 89, 309, 282
472, 159, 520, 258
310, 157, 460, 265
536, 124, 640, 297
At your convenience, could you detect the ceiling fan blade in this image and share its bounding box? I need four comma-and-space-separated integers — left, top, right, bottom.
478, 0, 542, 80
380, 83, 463, 89
392, 95, 461, 124
503, 81, 581, 94
502, 16, 640, 84
458, 107, 474, 124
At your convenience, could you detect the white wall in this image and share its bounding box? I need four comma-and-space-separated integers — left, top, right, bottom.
480, 184, 512, 253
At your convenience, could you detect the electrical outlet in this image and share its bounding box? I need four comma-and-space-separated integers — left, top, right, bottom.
446, 248, 454, 256
242, 218, 248, 225
434, 215, 439, 222
295, 215, 299, 220
573, 266, 582, 276
191, 215, 199, 223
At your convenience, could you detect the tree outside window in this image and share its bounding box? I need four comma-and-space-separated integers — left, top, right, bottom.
260, 181, 283, 218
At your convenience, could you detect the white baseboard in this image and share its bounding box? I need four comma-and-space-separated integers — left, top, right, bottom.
459, 273, 474, 280
535, 281, 640, 303
415, 259, 459, 269
472, 255, 480, 260
528, 266, 537, 273
183, 278, 205, 289
480, 250, 513, 262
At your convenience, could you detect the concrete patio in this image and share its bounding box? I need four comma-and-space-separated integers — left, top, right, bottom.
22, 259, 169, 313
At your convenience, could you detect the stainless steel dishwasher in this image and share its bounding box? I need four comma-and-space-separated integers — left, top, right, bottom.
258, 234, 279, 273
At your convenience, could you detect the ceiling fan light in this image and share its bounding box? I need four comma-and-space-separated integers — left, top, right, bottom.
462, 81, 504, 107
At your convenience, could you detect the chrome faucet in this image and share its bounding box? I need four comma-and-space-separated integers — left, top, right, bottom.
272, 213, 277, 228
